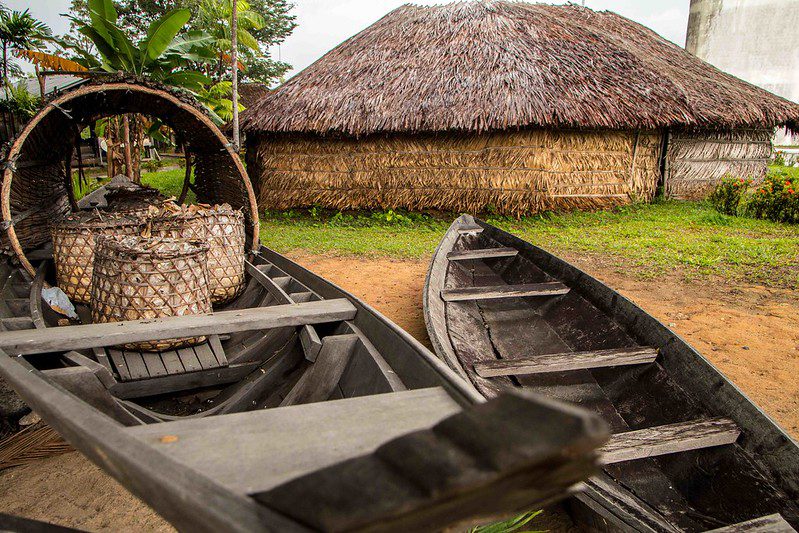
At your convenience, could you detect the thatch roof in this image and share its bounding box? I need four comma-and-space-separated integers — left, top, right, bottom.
241, 1, 799, 136
238, 83, 271, 109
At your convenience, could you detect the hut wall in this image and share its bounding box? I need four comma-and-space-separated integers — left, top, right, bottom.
248, 129, 662, 216
664, 129, 773, 199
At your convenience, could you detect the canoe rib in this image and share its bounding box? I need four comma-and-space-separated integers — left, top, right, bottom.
473, 347, 659, 377
441, 282, 569, 302
0, 299, 356, 355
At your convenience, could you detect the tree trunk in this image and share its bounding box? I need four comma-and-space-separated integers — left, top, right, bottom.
122, 114, 134, 182
35, 64, 45, 99
231, 0, 240, 151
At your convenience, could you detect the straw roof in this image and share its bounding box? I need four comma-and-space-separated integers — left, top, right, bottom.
241, 1, 799, 136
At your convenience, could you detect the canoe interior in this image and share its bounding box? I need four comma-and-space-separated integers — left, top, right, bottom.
0, 243, 480, 420
425, 215, 799, 532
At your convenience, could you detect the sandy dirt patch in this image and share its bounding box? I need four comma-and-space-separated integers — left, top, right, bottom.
1, 252, 796, 531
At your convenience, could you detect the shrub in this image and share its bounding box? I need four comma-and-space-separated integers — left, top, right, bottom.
142, 159, 165, 173
709, 175, 750, 216
745, 170, 799, 223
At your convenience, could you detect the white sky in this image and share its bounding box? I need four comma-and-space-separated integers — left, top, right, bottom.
11, 0, 690, 79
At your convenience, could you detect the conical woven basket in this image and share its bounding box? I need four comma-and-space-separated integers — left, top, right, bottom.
51, 212, 144, 304
149, 204, 245, 304
91, 236, 211, 352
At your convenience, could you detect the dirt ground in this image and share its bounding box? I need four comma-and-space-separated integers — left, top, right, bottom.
1, 252, 797, 531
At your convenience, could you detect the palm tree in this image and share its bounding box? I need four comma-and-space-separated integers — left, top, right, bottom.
0, 8, 54, 87
196, 0, 264, 80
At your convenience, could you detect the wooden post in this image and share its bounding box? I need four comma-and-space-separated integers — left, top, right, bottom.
122, 114, 134, 182
231, 0, 240, 152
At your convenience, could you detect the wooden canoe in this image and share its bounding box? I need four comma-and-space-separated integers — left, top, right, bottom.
424, 214, 799, 532
0, 240, 609, 531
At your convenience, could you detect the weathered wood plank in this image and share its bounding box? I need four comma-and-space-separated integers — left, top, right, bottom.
255, 390, 607, 532
601, 418, 740, 464
441, 282, 569, 302
109, 362, 262, 400
207, 334, 227, 367
126, 388, 464, 495
176, 347, 202, 373
0, 299, 357, 355
61, 351, 116, 388
160, 350, 185, 375
193, 342, 222, 370
446, 247, 518, 261
707, 514, 795, 533
124, 351, 149, 380
107, 349, 131, 381
142, 352, 169, 378
279, 334, 358, 406
0, 350, 300, 532
474, 347, 659, 377
457, 225, 483, 234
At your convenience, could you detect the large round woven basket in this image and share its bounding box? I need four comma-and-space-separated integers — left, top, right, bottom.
91, 236, 211, 352
150, 204, 245, 304
51, 212, 144, 304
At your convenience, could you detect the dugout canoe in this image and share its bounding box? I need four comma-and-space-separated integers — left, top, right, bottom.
0, 238, 609, 532
424, 214, 799, 532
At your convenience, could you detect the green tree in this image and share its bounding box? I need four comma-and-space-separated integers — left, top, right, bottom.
0, 7, 54, 85
68, 0, 295, 84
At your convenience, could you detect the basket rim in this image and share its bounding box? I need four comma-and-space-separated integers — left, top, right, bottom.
96, 235, 210, 259
51, 214, 144, 231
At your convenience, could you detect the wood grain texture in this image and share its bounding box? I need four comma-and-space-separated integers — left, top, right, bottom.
601, 418, 739, 464
707, 514, 795, 533
279, 334, 358, 406
255, 390, 608, 532
474, 347, 658, 377
0, 299, 356, 355
441, 282, 569, 302
126, 388, 463, 495
446, 247, 518, 261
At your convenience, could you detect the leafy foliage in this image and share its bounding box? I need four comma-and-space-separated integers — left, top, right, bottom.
0, 82, 42, 119
469, 510, 544, 533
708, 175, 751, 216
0, 7, 56, 82
745, 168, 799, 223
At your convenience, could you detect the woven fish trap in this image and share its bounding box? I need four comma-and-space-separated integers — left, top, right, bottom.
51, 212, 144, 304
149, 204, 245, 304
91, 236, 211, 352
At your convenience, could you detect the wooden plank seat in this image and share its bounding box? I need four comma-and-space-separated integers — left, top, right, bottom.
474, 347, 659, 377
124, 388, 464, 495
601, 418, 740, 464
106, 335, 229, 382
446, 247, 518, 261
441, 282, 570, 302
0, 299, 357, 355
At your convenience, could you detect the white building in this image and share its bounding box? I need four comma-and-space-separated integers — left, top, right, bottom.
686, 0, 799, 148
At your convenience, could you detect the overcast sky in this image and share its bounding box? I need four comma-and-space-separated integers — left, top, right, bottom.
10, 0, 690, 79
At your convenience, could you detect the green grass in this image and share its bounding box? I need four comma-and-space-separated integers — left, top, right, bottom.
136, 167, 799, 288
141, 167, 196, 203
259, 202, 799, 288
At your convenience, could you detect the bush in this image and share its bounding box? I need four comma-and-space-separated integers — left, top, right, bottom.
709, 175, 750, 215
142, 159, 165, 173
745, 169, 799, 223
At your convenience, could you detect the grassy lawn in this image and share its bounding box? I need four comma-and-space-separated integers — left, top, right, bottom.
127, 166, 799, 288
141, 167, 197, 203
260, 202, 799, 287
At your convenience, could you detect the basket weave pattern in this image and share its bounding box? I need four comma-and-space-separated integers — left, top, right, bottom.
91, 236, 211, 352
51, 214, 143, 304
150, 205, 245, 304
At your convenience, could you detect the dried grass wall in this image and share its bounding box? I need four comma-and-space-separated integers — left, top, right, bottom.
665, 128, 772, 199
247, 129, 662, 216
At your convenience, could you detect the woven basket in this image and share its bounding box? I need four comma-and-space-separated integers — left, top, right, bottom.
91, 236, 211, 352
149, 204, 245, 304
51, 212, 144, 304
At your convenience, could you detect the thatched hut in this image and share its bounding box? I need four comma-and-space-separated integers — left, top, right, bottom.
241, 1, 799, 214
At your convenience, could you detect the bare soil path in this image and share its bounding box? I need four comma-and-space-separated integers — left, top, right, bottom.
0, 252, 796, 531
